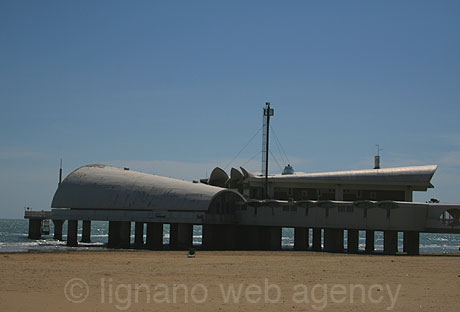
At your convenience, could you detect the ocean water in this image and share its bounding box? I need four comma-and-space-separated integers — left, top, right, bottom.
1, 219, 460, 253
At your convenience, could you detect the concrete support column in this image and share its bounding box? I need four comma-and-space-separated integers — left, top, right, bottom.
134, 222, 144, 247
324, 229, 344, 252
347, 229, 359, 253
384, 230, 398, 255
312, 228, 322, 251
119, 221, 131, 249
146, 223, 163, 249
170, 223, 193, 250
81, 220, 91, 243
222, 225, 238, 250
53, 220, 63, 240
264, 226, 282, 251
237, 226, 250, 250
202, 224, 218, 250
365, 230, 374, 253
67, 220, 78, 247
108, 221, 121, 248
294, 227, 309, 251
404, 231, 420, 255
28, 219, 42, 239
246, 226, 263, 250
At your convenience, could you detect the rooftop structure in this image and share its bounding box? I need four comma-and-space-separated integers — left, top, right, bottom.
203, 164, 437, 201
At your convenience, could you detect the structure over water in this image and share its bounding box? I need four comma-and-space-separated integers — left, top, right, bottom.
25, 104, 460, 255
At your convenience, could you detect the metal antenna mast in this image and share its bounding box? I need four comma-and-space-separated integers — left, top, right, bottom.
262, 102, 274, 199
59, 158, 63, 187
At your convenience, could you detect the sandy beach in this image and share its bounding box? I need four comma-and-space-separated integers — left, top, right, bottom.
0, 250, 459, 311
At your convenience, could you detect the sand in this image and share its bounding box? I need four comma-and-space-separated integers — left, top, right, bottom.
0, 250, 459, 311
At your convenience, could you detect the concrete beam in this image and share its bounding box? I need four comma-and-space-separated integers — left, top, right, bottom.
134, 222, 144, 247
67, 220, 78, 247
384, 230, 398, 255
404, 231, 420, 255
146, 222, 163, 249
365, 230, 374, 253
294, 227, 309, 251
347, 229, 359, 253
81, 220, 91, 243
28, 219, 42, 240
169, 223, 193, 250
52, 220, 63, 240
312, 228, 322, 251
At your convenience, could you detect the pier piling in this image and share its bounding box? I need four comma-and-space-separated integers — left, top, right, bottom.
365, 230, 375, 253
384, 230, 398, 255
81, 220, 91, 243
52, 220, 63, 240
146, 222, 163, 249
134, 222, 144, 247
347, 229, 359, 253
28, 219, 42, 240
294, 227, 309, 251
67, 220, 78, 247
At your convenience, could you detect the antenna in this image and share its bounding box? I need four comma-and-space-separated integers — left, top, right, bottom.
58, 158, 63, 187
262, 102, 274, 199
374, 145, 383, 169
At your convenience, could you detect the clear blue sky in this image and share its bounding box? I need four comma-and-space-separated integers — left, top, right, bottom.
1, 1, 459, 218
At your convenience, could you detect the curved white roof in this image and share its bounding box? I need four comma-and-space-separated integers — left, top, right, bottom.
243, 165, 438, 189
52, 164, 242, 211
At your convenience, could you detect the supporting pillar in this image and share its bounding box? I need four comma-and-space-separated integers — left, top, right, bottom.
294, 227, 309, 251
67, 220, 78, 247
134, 222, 144, 247
235, 226, 250, 250
384, 230, 398, 255
81, 220, 91, 243
202, 224, 218, 250
169, 223, 193, 250
403, 232, 408, 252
108, 221, 121, 248
222, 225, 238, 250
404, 231, 420, 255
347, 229, 359, 253
246, 226, 263, 250
264, 226, 282, 251
365, 230, 374, 253
324, 229, 344, 252
119, 221, 131, 249
53, 220, 63, 240
312, 228, 322, 251
146, 222, 163, 249
28, 219, 42, 239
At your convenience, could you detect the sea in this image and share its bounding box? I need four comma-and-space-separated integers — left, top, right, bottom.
1, 219, 460, 253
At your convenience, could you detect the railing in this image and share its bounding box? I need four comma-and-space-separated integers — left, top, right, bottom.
24, 210, 52, 219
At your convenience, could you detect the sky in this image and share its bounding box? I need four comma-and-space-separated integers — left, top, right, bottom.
1, 1, 459, 218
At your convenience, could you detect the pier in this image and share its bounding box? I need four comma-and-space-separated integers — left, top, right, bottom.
25, 165, 460, 255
